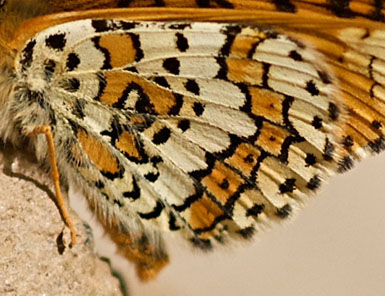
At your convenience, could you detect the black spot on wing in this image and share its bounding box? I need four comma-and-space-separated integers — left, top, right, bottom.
151, 156, 163, 165
178, 119, 190, 132
185, 79, 200, 95
121, 21, 140, 30
238, 226, 255, 239
244, 154, 255, 163
92, 19, 138, 32
337, 155, 354, 173
153, 77, 170, 89
144, 172, 160, 182
368, 136, 385, 153
152, 127, 171, 145
219, 179, 230, 189
276, 204, 292, 218
279, 178, 296, 194
175, 32, 189, 52
190, 237, 212, 250
246, 204, 265, 217
323, 138, 335, 161
66, 53, 80, 71
371, 120, 382, 129
92, 19, 109, 32
306, 175, 321, 190
328, 103, 340, 120
312, 116, 323, 129
305, 153, 317, 166
95, 180, 105, 189
45, 33, 66, 50
193, 102, 205, 116
289, 50, 302, 61
20, 39, 36, 70
306, 80, 320, 96
163, 58, 180, 75
168, 23, 192, 30
125, 66, 138, 73
342, 135, 354, 148
318, 70, 332, 84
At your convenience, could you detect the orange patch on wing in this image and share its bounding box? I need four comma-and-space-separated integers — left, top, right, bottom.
255, 122, 291, 157
230, 28, 266, 59
98, 33, 138, 68
284, 30, 345, 62
100, 71, 132, 106
338, 126, 370, 151
333, 69, 385, 123
349, 0, 373, 15
345, 113, 382, 142
225, 142, 261, 178
107, 217, 169, 281
100, 71, 178, 114
188, 193, 224, 230
69, 142, 87, 166
115, 130, 142, 160
226, 58, 264, 85
202, 161, 245, 205
77, 129, 120, 174
249, 87, 284, 124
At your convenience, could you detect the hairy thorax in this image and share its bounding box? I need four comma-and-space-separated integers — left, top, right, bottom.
0, 2, 54, 146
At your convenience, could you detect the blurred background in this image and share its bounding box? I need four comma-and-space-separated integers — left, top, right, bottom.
71, 151, 385, 296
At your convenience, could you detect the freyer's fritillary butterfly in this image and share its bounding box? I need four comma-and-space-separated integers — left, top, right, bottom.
1, 0, 385, 282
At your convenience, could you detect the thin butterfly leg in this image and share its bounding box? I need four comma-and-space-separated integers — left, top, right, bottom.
30, 125, 77, 246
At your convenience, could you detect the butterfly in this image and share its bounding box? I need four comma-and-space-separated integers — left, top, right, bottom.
1, 0, 385, 282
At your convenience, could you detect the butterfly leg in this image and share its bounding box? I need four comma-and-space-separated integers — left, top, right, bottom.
30, 125, 77, 246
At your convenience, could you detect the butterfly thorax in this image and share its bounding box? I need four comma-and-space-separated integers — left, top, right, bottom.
0, 0, 56, 140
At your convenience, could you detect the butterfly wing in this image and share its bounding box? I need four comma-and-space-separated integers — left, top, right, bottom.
5, 2, 385, 279
6, 16, 344, 270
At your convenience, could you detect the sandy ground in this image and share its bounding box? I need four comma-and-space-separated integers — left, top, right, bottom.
0, 147, 123, 296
